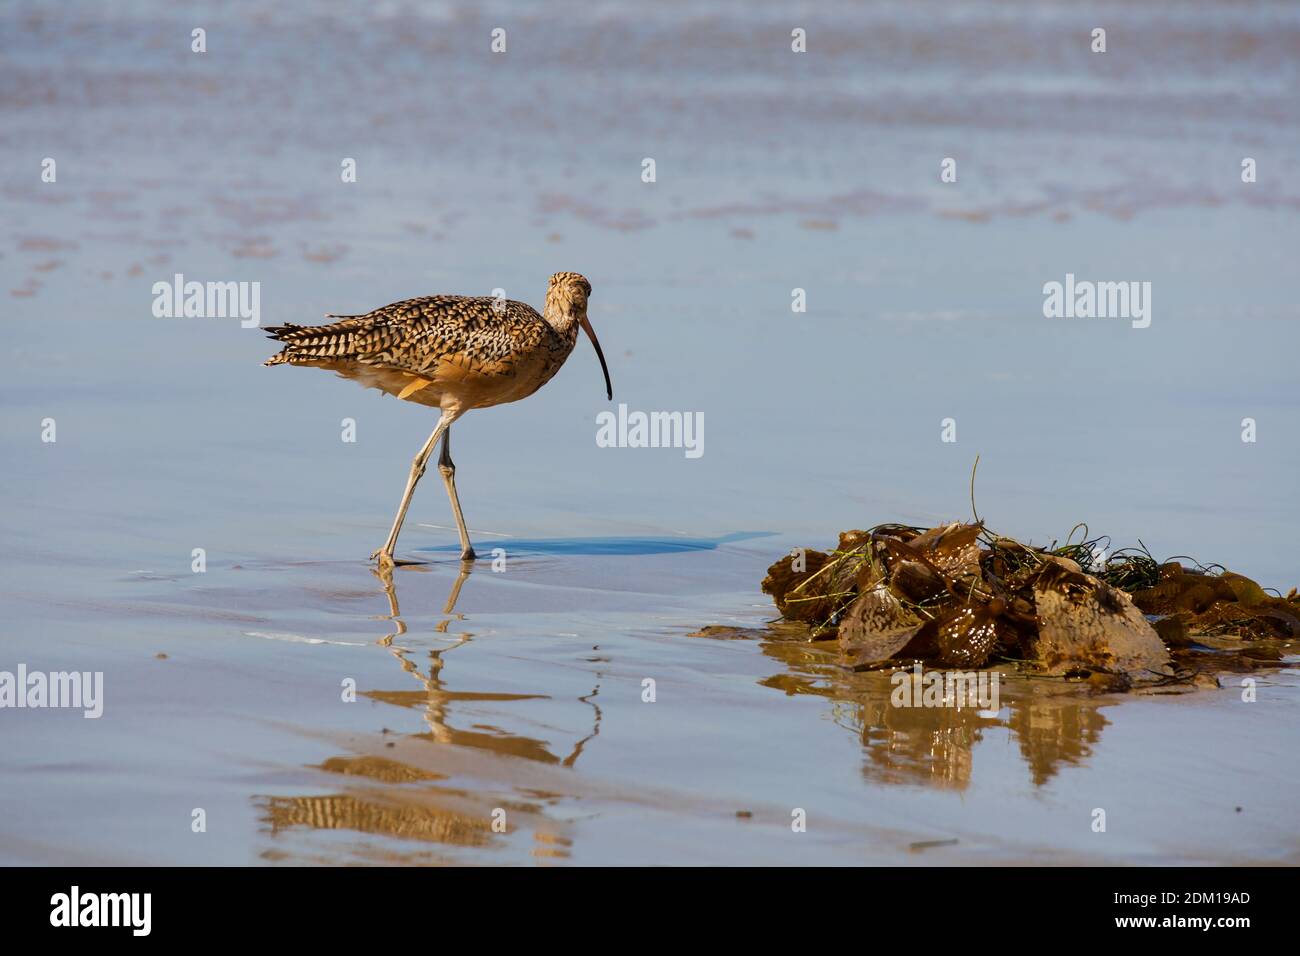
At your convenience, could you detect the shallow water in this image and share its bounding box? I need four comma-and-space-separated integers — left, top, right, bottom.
2, 0, 1299, 864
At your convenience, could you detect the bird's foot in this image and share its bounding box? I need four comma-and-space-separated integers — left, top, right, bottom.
371, 548, 429, 568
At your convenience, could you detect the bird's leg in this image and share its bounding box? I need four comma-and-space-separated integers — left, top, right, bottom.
370, 562, 406, 647
371, 415, 452, 567
442, 559, 473, 616
438, 428, 476, 561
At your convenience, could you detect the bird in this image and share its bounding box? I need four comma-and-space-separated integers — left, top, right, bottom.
263, 271, 612, 568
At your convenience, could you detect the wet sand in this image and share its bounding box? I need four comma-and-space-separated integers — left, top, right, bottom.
4, 542, 1298, 865
3, 0, 1299, 864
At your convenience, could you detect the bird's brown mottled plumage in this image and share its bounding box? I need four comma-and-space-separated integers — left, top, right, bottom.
264, 275, 590, 411
264, 295, 559, 374
263, 272, 608, 566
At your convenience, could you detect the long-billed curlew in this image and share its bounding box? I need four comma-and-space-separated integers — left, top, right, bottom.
264, 272, 612, 567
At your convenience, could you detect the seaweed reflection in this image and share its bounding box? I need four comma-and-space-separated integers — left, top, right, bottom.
759, 636, 1110, 790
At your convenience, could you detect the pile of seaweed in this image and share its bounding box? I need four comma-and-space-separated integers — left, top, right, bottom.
762, 521, 1300, 689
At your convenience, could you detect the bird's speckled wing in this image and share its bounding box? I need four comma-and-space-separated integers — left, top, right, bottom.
264, 295, 550, 378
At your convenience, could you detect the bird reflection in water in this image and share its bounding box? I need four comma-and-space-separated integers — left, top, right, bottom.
370, 561, 603, 764
262, 561, 599, 862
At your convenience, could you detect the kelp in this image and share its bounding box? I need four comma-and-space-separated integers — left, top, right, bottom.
761, 518, 1299, 686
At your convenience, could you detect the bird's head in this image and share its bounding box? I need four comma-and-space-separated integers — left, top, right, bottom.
546, 271, 611, 401
547, 271, 591, 315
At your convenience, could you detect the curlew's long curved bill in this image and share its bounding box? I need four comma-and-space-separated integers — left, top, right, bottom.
579, 315, 613, 400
